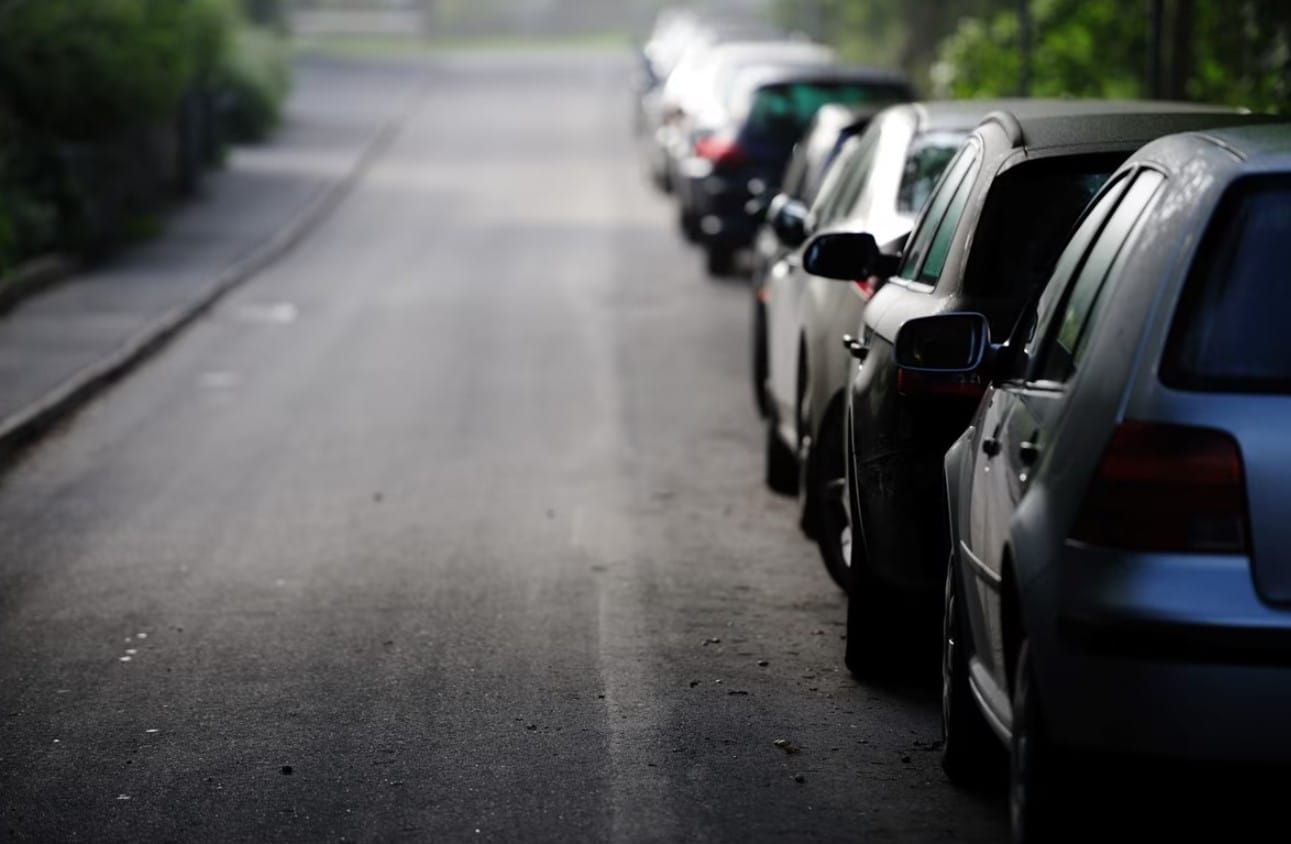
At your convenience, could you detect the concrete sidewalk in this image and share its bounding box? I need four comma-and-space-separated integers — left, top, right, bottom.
0, 55, 426, 459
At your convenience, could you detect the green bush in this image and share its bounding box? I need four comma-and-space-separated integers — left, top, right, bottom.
0, 0, 231, 140
217, 24, 291, 143
0, 0, 290, 269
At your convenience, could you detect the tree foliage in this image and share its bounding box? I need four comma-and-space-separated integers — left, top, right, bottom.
934, 0, 1146, 100
775, 0, 1291, 112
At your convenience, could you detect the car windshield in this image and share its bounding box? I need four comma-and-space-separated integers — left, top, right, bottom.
1164, 178, 1291, 392
897, 132, 968, 213
743, 81, 908, 142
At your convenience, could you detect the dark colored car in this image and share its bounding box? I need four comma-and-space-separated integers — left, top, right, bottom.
801, 101, 1256, 676
676, 64, 912, 275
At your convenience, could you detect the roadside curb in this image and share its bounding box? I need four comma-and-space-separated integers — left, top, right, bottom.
0, 101, 414, 468
0, 255, 78, 317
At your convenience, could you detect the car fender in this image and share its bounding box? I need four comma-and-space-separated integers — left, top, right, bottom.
942, 429, 974, 564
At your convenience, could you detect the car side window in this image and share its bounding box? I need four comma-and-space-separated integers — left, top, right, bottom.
780, 145, 809, 201
814, 128, 879, 227
898, 142, 977, 280
1037, 170, 1166, 383
917, 158, 978, 284
1019, 173, 1132, 364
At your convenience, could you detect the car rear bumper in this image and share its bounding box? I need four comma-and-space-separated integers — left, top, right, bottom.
676, 163, 767, 249
1036, 543, 1291, 763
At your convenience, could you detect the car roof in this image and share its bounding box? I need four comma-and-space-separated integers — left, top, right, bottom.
706, 40, 835, 64
907, 100, 1021, 133
977, 99, 1245, 150
811, 103, 885, 133
738, 62, 910, 88
1194, 122, 1291, 162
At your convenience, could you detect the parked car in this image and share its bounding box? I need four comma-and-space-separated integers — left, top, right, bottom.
678, 63, 913, 275
750, 103, 881, 417
800, 102, 1257, 677
633, 8, 702, 137
759, 102, 988, 590
900, 121, 1291, 843
641, 36, 822, 194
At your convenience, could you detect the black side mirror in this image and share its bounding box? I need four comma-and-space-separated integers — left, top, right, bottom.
894, 312, 991, 373
803, 232, 900, 281
769, 196, 809, 248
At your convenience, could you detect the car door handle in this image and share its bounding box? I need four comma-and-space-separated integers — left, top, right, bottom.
982, 437, 1002, 457
842, 334, 868, 361
1019, 440, 1041, 465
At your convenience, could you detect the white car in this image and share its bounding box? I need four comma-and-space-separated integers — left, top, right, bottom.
760, 102, 987, 588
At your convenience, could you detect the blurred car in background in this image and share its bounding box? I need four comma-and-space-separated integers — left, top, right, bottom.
633, 8, 702, 135
678, 63, 913, 275
758, 102, 986, 590
638, 24, 800, 192
910, 122, 1291, 843
801, 102, 1256, 678
750, 103, 879, 417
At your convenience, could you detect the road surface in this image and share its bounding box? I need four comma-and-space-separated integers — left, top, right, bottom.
0, 51, 1006, 842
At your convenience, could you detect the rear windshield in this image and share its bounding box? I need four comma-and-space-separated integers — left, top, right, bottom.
1163, 178, 1291, 393
745, 81, 908, 143
897, 131, 968, 214
963, 155, 1122, 325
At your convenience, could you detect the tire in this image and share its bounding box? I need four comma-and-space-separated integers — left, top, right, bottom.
842, 443, 893, 678
1010, 640, 1064, 844
751, 297, 769, 418
705, 245, 735, 277
810, 409, 851, 592
843, 556, 892, 678
941, 558, 999, 785
651, 163, 672, 194
764, 415, 798, 496
679, 207, 701, 243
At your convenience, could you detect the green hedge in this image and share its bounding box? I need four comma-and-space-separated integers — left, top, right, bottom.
219, 24, 292, 143
0, 0, 229, 140
0, 0, 290, 273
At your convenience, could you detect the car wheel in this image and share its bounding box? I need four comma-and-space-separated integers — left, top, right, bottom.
764, 414, 798, 496
843, 555, 891, 678
941, 558, 998, 785
842, 450, 892, 677
679, 207, 701, 243
705, 246, 735, 277
811, 409, 851, 592
751, 297, 769, 418
1010, 640, 1064, 844
651, 164, 672, 194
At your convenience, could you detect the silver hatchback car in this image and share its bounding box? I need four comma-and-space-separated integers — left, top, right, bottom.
893, 123, 1291, 841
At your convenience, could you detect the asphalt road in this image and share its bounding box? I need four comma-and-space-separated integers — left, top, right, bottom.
0, 51, 1006, 842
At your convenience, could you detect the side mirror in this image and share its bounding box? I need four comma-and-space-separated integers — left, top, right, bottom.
802, 232, 901, 281
769, 197, 809, 248
894, 312, 991, 373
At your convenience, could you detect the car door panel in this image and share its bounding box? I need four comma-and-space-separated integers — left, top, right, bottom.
767, 255, 807, 427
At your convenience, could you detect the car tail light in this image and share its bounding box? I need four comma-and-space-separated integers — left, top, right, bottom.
896, 369, 986, 400
853, 278, 878, 300
1070, 421, 1248, 553
694, 135, 746, 168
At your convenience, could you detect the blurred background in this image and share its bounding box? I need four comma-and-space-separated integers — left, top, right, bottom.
2, 0, 1287, 276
